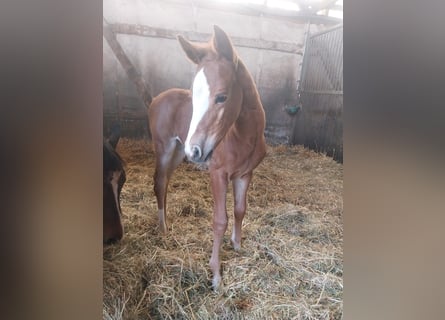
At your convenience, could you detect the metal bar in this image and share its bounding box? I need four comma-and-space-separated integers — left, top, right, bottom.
300, 90, 343, 95
309, 23, 343, 39
298, 20, 312, 93
314, 39, 323, 91
335, 31, 343, 90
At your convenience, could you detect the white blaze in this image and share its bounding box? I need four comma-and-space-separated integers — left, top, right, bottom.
185, 68, 210, 156
111, 171, 122, 216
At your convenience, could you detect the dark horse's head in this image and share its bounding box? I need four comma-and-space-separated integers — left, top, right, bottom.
178, 25, 243, 163
103, 123, 126, 244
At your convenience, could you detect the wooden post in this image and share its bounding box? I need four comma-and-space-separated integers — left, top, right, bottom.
103, 18, 152, 109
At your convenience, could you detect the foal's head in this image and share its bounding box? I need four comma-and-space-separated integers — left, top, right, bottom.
179, 26, 243, 163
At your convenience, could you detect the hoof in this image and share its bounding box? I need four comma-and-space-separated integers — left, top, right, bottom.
158, 209, 168, 234
212, 274, 222, 291
159, 223, 168, 235
232, 242, 241, 251
230, 236, 241, 251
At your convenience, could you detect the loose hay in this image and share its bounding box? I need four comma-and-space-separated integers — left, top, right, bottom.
104, 138, 343, 319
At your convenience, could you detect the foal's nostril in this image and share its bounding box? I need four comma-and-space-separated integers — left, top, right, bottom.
191, 145, 202, 160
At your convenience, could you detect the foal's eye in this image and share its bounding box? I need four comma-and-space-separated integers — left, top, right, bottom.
215, 94, 228, 104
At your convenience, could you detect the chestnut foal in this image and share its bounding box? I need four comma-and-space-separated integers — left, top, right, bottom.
148, 26, 266, 289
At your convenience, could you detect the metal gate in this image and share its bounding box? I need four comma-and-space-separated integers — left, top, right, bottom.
291, 24, 343, 162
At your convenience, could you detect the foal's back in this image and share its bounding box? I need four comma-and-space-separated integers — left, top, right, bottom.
148, 88, 193, 152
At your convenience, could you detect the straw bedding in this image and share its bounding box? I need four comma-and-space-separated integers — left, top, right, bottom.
103, 138, 343, 320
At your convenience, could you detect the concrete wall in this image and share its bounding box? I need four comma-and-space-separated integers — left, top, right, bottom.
103, 0, 333, 142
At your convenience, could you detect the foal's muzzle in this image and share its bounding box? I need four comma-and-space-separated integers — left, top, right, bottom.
191, 145, 202, 161
188, 144, 213, 163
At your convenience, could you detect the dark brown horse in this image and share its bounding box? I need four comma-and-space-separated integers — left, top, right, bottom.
103, 124, 126, 244
148, 26, 266, 289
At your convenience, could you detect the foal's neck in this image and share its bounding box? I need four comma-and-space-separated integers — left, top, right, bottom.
236, 60, 263, 111
235, 59, 265, 124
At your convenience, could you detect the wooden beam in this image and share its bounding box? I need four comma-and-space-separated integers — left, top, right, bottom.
103, 19, 152, 109
110, 23, 303, 55
295, 0, 338, 13
160, 0, 341, 24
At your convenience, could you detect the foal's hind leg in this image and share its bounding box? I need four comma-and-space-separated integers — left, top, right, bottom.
153, 163, 169, 234
231, 172, 252, 250
153, 137, 184, 234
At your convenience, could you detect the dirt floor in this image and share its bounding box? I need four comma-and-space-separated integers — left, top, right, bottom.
103, 138, 343, 320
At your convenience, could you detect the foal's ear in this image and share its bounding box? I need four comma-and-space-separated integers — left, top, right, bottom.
213, 25, 237, 64
178, 35, 206, 64
108, 122, 121, 149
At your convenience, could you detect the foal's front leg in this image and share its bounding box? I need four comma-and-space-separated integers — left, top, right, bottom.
209, 169, 228, 290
